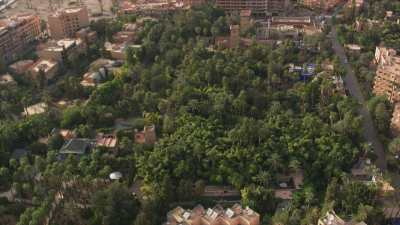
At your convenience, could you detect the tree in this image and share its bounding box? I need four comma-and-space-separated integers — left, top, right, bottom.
241, 186, 276, 215
61, 106, 84, 129
91, 183, 140, 225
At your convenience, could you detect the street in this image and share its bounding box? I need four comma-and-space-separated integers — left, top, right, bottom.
330, 25, 387, 171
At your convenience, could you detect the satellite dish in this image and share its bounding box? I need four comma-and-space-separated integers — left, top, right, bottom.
109, 171, 122, 180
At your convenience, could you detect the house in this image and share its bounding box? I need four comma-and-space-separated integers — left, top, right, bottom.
134, 124, 157, 145
0, 73, 16, 85
96, 133, 118, 149
165, 204, 260, 225
112, 31, 136, 44
28, 59, 59, 80
351, 158, 375, 182
345, 0, 364, 9
80, 70, 107, 87
81, 59, 122, 86
289, 63, 316, 81
59, 138, 94, 157
201, 185, 241, 198
105, 42, 141, 60
274, 171, 304, 200
76, 27, 97, 43
9, 60, 35, 75
22, 102, 48, 117
123, 23, 138, 32
51, 128, 76, 140
37, 38, 86, 62
346, 44, 362, 52
318, 210, 367, 225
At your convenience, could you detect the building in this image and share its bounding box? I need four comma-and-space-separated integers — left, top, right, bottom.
76, 27, 97, 43
37, 38, 86, 62
318, 211, 367, 225
345, 0, 364, 9
81, 70, 107, 87
81, 59, 121, 87
165, 204, 260, 225
96, 133, 118, 149
0, 73, 16, 85
182, 0, 206, 8
201, 185, 240, 198
373, 46, 400, 103
215, 0, 290, 17
113, 31, 136, 44
346, 44, 362, 52
134, 125, 157, 145
59, 138, 93, 155
298, 0, 344, 11
391, 104, 400, 136
0, 14, 40, 64
274, 171, 304, 200
48, 6, 90, 40
52, 128, 76, 140
28, 59, 59, 80
22, 102, 48, 117
9, 60, 35, 75
351, 158, 374, 182
240, 10, 253, 30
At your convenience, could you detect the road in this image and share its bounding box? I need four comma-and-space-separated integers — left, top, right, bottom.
329, 24, 387, 171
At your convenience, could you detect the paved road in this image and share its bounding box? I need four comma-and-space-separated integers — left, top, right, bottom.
330, 25, 387, 171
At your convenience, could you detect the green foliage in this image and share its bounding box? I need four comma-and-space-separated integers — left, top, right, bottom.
367, 96, 392, 137
91, 183, 140, 225
61, 106, 85, 128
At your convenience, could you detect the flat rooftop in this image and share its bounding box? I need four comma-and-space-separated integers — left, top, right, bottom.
31, 59, 57, 72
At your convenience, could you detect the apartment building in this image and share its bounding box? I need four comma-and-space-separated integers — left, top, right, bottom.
165, 204, 260, 225
48, 6, 90, 40
215, 0, 290, 16
298, 0, 344, 11
373, 47, 400, 136
391, 103, 400, 136
0, 14, 40, 64
373, 46, 400, 103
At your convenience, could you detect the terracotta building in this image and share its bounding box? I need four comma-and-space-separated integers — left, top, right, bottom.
165, 204, 260, 225
215, 0, 290, 16
0, 14, 41, 64
298, 0, 344, 11
48, 6, 90, 40
373, 46, 400, 103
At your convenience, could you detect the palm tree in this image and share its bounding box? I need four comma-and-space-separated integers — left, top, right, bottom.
253, 170, 271, 187
289, 159, 301, 172
268, 153, 282, 172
